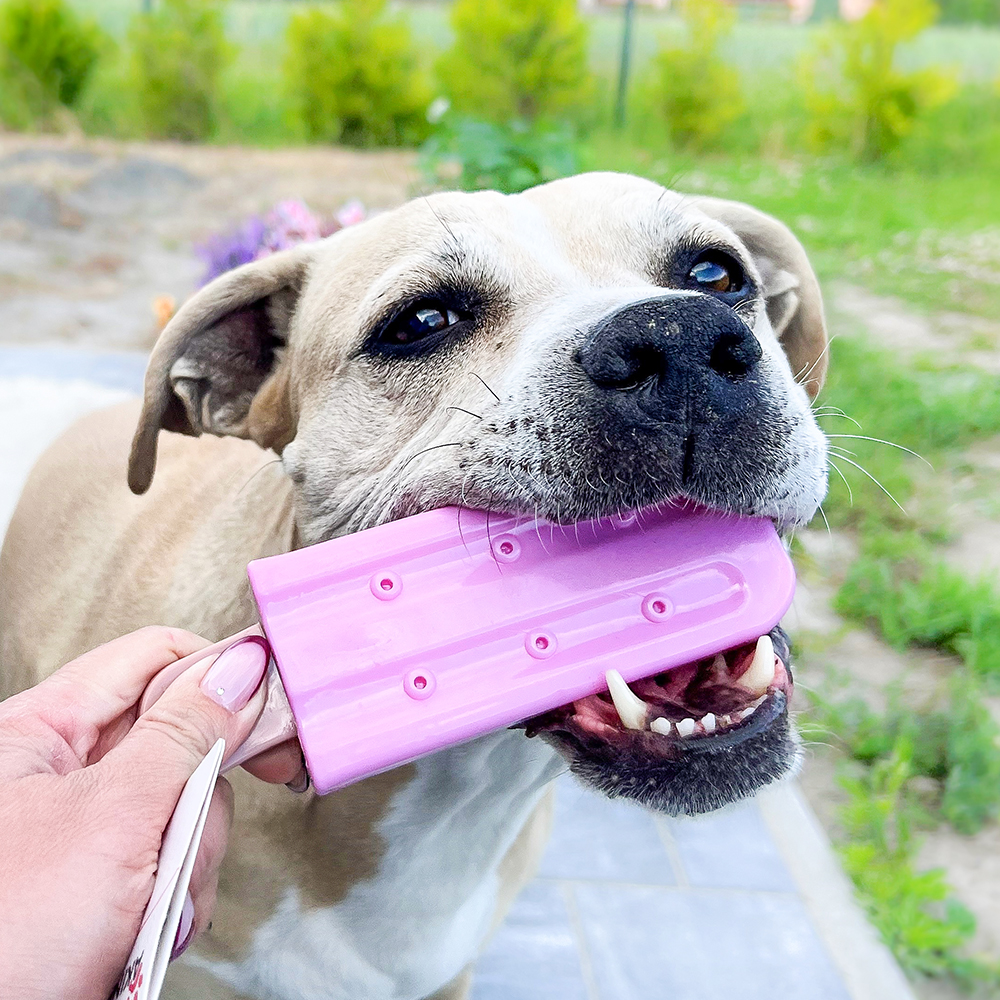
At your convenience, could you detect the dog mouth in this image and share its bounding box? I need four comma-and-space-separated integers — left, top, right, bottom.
519, 626, 795, 814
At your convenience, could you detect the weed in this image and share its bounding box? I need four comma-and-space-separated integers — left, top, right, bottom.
834, 532, 1000, 680
836, 743, 988, 981
420, 116, 578, 194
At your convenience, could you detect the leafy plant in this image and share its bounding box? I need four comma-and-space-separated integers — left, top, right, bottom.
648, 0, 743, 151
284, 0, 431, 148
420, 116, 578, 194
836, 744, 991, 982
834, 532, 1000, 681
128, 0, 231, 141
0, 0, 105, 125
437, 0, 591, 124
799, 0, 956, 162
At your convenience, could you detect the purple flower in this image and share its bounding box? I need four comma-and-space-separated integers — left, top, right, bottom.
196, 199, 367, 285
196, 216, 266, 286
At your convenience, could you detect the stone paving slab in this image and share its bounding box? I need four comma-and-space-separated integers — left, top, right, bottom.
0, 345, 917, 1000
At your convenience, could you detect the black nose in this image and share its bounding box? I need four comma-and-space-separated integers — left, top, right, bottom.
578, 296, 762, 417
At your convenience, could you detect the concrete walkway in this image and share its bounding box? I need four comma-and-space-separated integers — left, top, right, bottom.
0, 345, 916, 1000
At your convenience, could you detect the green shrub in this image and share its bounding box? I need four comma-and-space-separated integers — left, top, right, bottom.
420, 116, 578, 194
128, 0, 230, 141
800, 0, 956, 162
937, 0, 1000, 23
648, 0, 743, 151
437, 0, 590, 124
0, 0, 105, 125
284, 0, 431, 148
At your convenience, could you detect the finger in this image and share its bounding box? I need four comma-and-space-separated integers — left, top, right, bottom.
96, 636, 270, 824
239, 738, 306, 786
183, 779, 234, 949
25, 627, 210, 760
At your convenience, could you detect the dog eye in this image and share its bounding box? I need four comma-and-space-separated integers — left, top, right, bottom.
688, 254, 745, 295
379, 302, 463, 348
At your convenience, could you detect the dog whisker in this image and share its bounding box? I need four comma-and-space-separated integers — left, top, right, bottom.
826, 434, 932, 468
830, 454, 907, 513
397, 440, 464, 473
236, 458, 283, 499
471, 372, 501, 404
827, 459, 854, 506
446, 405, 484, 421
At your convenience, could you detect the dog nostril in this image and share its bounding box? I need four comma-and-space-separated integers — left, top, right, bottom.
600, 345, 666, 391
709, 330, 762, 380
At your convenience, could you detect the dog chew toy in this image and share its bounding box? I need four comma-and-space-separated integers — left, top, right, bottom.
141, 504, 795, 795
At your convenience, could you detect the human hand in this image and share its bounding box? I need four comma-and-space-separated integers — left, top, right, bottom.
0, 627, 300, 1000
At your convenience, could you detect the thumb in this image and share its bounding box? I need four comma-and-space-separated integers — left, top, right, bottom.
96, 636, 270, 812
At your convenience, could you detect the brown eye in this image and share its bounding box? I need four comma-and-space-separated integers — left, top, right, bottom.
688, 254, 744, 295
380, 302, 462, 347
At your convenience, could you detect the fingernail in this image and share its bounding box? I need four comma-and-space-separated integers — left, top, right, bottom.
286, 766, 311, 794
171, 892, 195, 961
201, 635, 270, 712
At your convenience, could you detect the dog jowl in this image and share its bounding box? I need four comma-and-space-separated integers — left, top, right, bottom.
128, 172, 829, 816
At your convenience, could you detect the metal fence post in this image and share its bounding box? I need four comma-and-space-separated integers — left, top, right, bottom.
614, 0, 637, 129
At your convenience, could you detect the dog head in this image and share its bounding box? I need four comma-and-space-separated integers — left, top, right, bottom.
129, 172, 828, 814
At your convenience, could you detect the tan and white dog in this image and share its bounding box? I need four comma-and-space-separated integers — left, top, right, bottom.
0, 172, 828, 1000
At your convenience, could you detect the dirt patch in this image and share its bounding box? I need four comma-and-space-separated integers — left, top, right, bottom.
0, 133, 416, 350
830, 281, 1000, 373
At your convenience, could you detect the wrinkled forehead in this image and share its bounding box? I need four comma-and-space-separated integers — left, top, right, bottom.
304, 172, 747, 310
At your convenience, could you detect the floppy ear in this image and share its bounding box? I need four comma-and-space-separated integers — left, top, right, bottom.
128, 245, 314, 495
690, 196, 828, 399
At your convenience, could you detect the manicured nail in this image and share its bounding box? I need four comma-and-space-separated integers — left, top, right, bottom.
200, 635, 269, 712
286, 766, 311, 794
171, 892, 195, 961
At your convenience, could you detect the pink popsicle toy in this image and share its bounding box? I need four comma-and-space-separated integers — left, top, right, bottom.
143, 503, 796, 794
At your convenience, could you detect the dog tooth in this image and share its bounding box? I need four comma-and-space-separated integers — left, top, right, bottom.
605, 670, 649, 730
701, 713, 717, 733
651, 717, 674, 736
736, 635, 776, 694
711, 653, 727, 675
675, 718, 696, 738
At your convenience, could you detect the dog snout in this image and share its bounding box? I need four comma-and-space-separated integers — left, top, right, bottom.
578, 296, 763, 419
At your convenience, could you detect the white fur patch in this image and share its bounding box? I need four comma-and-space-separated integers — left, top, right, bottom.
187, 733, 564, 1000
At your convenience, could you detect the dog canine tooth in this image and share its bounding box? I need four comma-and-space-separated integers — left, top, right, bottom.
701, 713, 717, 733
736, 635, 776, 694
651, 717, 674, 736
675, 718, 696, 738
605, 670, 649, 730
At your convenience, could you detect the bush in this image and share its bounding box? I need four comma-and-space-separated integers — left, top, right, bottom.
649, 0, 743, 151
0, 0, 105, 125
800, 0, 956, 162
937, 0, 1000, 23
128, 0, 230, 141
284, 0, 431, 148
437, 0, 591, 124
420, 115, 578, 193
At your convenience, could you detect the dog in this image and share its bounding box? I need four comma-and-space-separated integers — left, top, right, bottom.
0, 172, 828, 1000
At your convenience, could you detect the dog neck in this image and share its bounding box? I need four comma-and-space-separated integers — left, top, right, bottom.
197, 729, 565, 1000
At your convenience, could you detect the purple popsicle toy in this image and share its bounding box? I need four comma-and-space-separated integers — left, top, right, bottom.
142, 502, 795, 795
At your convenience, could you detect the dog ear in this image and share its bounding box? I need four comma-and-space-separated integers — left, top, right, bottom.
690, 197, 827, 399
128, 245, 314, 495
